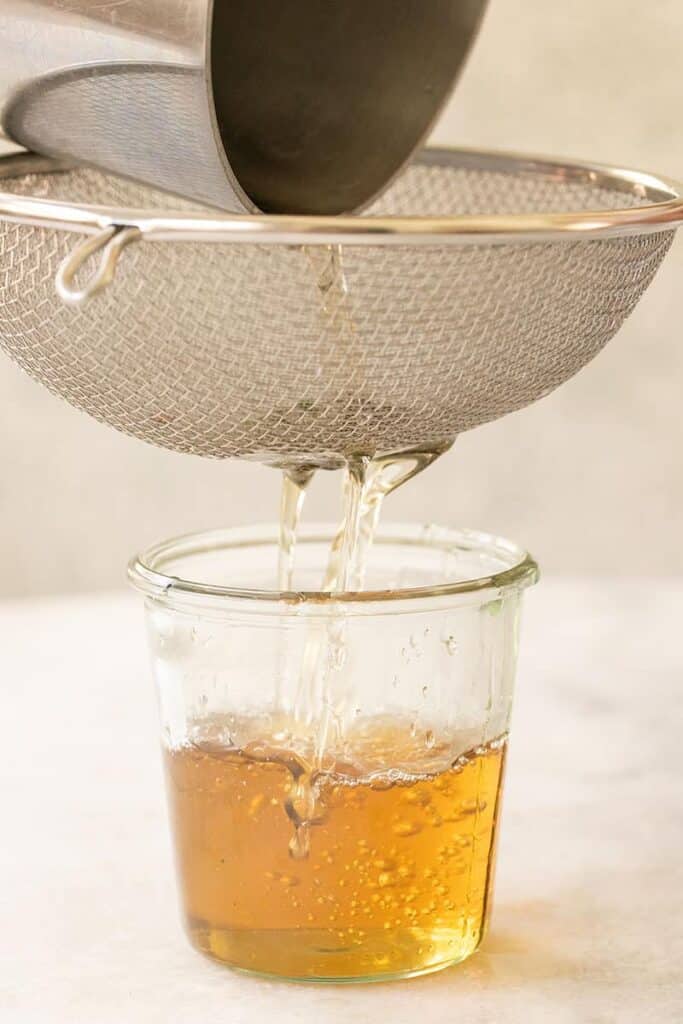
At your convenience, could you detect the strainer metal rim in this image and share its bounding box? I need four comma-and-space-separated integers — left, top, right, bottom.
1, 146, 683, 246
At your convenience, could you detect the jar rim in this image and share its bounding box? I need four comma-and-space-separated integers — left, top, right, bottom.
128, 523, 539, 609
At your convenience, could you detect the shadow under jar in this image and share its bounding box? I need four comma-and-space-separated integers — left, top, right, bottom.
129, 524, 538, 983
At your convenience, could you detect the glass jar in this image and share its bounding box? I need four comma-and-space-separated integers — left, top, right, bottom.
129, 523, 538, 983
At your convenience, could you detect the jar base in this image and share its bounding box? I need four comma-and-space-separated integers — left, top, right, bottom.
188, 921, 483, 984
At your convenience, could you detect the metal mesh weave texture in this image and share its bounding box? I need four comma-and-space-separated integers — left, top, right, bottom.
0, 157, 674, 466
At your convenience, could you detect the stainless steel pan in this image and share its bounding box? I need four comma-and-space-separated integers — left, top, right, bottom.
0, 0, 487, 213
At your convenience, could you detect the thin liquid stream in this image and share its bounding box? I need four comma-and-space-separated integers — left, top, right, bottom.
272, 244, 362, 855
304, 243, 356, 346
272, 247, 452, 860
278, 466, 315, 592
324, 445, 452, 593
272, 245, 361, 853
284, 446, 450, 857
274, 467, 315, 713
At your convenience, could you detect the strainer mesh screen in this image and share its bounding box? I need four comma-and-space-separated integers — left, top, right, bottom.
0, 157, 674, 465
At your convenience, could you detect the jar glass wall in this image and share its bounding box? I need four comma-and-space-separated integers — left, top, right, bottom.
129, 524, 538, 983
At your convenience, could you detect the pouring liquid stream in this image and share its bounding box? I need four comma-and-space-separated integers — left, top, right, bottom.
226, 245, 452, 861
278, 466, 315, 592
282, 411, 450, 855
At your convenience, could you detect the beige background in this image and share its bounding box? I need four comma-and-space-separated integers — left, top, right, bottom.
1, 0, 682, 598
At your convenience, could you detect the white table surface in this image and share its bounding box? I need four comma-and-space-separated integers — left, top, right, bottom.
1, 580, 681, 1023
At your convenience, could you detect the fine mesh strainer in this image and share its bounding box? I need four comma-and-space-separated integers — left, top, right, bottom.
0, 147, 682, 469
